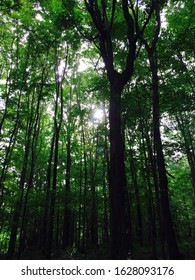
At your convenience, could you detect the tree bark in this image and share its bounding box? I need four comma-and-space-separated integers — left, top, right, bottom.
109, 74, 127, 259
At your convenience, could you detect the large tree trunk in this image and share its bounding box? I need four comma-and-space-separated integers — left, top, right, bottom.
109, 74, 127, 259
84, 0, 145, 259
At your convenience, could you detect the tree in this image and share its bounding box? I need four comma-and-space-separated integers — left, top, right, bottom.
0, 0, 194, 260
84, 0, 158, 259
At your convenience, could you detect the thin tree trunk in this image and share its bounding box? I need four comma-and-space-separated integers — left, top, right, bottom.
129, 147, 143, 246
144, 118, 166, 258
77, 156, 83, 251
136, 91, 157, 258
62, 136, 72, 250
90, 130, 98, 250
6, 89, 31, 258
17, 89, 43, 259
41, 130, 55, 255
142, 6, 180, 259
148, 50, 180, 260
140, 119, 157, 258
76, 83, 88, 253
45, 46, 68, 259
176, 114, 195, 194
102, 140, 109, 245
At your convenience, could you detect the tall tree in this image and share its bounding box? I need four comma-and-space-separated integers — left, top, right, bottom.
84, 0, 156, 259
143, 4, 180, 259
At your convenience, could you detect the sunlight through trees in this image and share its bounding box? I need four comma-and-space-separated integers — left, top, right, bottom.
0, 0, 194, 260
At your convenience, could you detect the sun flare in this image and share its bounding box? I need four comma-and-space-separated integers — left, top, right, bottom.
93, 108, 104, 123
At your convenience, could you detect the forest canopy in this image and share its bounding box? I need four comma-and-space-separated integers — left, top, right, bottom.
0, 0, 194, 260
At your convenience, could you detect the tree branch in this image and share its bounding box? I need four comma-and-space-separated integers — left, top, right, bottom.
136, 0, 157, 40
110, 0, 117, 31
121, 0, 136, 85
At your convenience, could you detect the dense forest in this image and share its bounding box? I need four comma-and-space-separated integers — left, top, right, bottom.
0, 0, 194, 260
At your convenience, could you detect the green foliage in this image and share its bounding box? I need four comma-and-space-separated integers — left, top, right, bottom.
0, 0, 194, 260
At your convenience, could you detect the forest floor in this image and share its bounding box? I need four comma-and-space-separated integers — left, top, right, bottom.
1, 242, 195, 260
